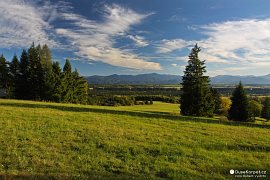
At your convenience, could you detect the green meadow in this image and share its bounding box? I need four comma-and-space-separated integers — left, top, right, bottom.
0, 99, 269, 179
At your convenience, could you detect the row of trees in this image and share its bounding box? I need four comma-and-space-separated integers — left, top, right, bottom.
0, 44, 88, 104
180, 44, 270, 122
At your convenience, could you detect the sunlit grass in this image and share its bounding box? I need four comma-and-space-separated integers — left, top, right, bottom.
0, 99, 269, 179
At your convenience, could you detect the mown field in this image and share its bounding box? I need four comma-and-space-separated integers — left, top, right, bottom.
0, 99, 269, 179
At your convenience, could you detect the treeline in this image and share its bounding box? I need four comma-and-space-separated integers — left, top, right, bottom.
89, 86, 180, 96
88, 95, 135, 106
0, 44, 88, 104
88, 95, 176, 106
90, 85, 270, 96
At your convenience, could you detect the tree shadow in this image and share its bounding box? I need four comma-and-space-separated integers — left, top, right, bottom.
1, 102, 270, 129
203, 143, 270, 152
131, 110, 179, 116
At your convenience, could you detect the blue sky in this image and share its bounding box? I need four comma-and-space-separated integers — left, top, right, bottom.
1, 0, 270, 76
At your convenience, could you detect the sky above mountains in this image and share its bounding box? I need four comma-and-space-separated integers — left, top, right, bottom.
1, 0, 270, 76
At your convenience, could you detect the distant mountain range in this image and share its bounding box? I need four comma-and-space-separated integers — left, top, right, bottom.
86, 73, 270, 85
211, 74, 270, 84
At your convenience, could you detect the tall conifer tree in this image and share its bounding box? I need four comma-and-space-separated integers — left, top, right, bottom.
17, 50, 31, 99
211, 88, 222, 114
72, 69, 88, 104
51, 62, 63, 102
28, 43, 41, 100
180, 44, 214, 117
41, 44, 52, 70
40, 44, 53, 100
228, 82, 250, 121
0, 54, 9, 96
62, 59, 74, 103
9, 55, 20, 98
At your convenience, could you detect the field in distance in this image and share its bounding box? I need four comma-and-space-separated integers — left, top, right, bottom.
0, 99, 269, 179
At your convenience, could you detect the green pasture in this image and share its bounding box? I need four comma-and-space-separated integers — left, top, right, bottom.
0, 99, 269, 179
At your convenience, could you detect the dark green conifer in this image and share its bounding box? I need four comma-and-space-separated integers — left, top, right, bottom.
62, 59, 74, 103
72, 69, 88, 104
17, 50, 31, 99
211, 88, 222, 114
9, 55, 20, 98
40, 44, 53, 100
28, 43, 44, 100
41, 44, 52, 71
180, 44, 214, 117
228, 82, 250, 121
0, 54, 10, 96
51, 61, 63, 102
0, 44, 88, 104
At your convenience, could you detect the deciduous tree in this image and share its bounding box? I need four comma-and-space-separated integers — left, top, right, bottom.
261, 97, 270, 121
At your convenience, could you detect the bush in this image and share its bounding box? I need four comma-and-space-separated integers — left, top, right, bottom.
261, 97, 270, 121
248, 100, 262, 122
220, 97, 231, 116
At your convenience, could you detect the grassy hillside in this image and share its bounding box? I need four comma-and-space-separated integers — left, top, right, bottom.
0, 99, 269, 179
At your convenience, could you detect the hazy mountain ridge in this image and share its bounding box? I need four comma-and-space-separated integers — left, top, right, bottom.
86, 73, 270, 85
211, 74, 270, 84
86, 73, 180, 84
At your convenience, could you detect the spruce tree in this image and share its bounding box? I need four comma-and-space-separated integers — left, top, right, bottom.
9, 55, 20, 98
261, 97, 270, 121
211, 88, 222, 114
40, 44, 53, 100
28, 43, 44, 100
51, 62, 63, 102
62, 59, 74, 103
180, 44, 214, 117
0, 54, 10, 95
41, 44, 52, 70
228, 82, 250, 121
72, 69, 88, 104
17, 50, 31, 99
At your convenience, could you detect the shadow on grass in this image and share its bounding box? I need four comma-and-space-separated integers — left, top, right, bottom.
1, 102, 269, 129
0, 174, 144, 180
204, 143, 270, 152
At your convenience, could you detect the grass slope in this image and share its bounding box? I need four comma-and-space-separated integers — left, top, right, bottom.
0, 99, 269, 179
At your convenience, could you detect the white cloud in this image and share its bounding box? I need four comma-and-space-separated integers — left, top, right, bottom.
56, 4, 161, 70
157, 39, 192, 53
0, 1, 160, 70
127, 35, 149, 47
157, 18, 270, 68
171, 63, 185, 70
199, 18, 270, 65
0, 0, 59, 48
